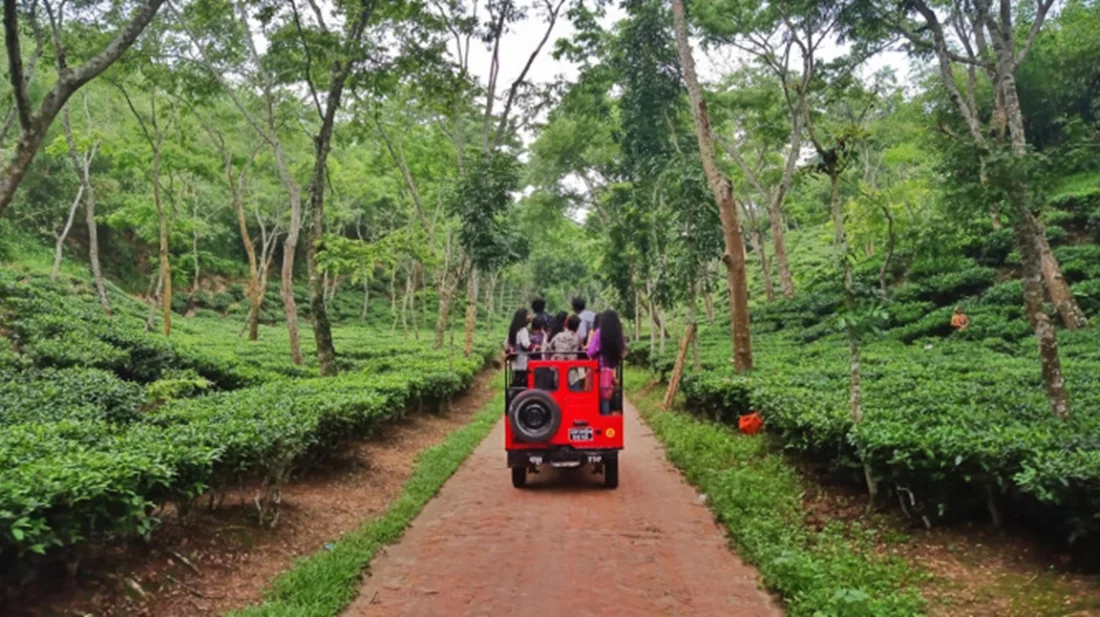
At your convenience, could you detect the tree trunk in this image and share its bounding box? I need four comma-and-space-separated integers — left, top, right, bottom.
306, 160, 337, 377
276, 144, 304, 365
702, 269, 715, 324
987, 19, 1074, 414
662, 322, 696, 410
226, 152, 263, 340
749, 226, 775, 302
878, 204, 896, 296
304, 0, 378, 377
672, 0, 752, 372
1032, 210, 1088, 328
60, 106, 109, 313
646, 279, 656, 360
361, 279, 370, 321
390, 267, 399, 330
248, 292, 262, 340
658, 306, 668, 359
85, 174, 110, 315
401, 270, 411, 336
435, 288, 453, 349
52, 185, 84, 280
463, 267, 478, 357
829, 174, 860, 419
741, 200, 775, 302
690, 280, 701, 371
152, 136, 172, 336
829, 171, 873, 501
770, 199, 795, 299
411, 261, 421, 340
1013, 189, 1071, 417
484, 273, 496, 331
146, 268, 162, 333
191, 207, 201, 292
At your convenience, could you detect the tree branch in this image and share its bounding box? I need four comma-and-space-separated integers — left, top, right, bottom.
490, 0, 567, 150
1015, 0, 1056, 69
165, 0, 276, 147
4, 0, 34, 131
289, 0, 325, 121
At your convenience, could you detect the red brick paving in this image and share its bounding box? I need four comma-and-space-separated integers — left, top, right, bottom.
343, 400, 782, 617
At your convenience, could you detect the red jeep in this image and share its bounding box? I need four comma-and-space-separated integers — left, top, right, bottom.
504, 352, 624, 489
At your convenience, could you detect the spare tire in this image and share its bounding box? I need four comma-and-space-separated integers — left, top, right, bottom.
507, 389, 561, 443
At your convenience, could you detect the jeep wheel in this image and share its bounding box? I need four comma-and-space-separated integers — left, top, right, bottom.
507, 389, 562, 443
604, 459, 619, 489
511, 466, 527, 488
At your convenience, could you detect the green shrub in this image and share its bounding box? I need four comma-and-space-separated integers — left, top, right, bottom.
886, 301, 934, 327
0, 340, 496, 569
962, 227, 1016, 267
1053, 245, 1100, 284
914, 267, 996, 305
0, 367, 145, 425
980, 280, 1024, 307
146, 369, 212, 403
1072, 279, 1100, 315
677, 325, 1100, 543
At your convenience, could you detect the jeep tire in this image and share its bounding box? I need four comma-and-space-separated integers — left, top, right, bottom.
511, 466, 527, 488
604, 457, 619, 489
507, 389, 561, 443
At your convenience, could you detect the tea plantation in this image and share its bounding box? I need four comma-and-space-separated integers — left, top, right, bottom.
0, 268, 495, 577
641, 184, 1100, 544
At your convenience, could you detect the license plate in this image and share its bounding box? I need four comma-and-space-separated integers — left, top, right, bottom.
569, 427, 593, 442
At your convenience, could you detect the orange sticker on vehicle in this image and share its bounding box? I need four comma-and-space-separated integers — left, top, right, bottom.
606, 428, 616, 438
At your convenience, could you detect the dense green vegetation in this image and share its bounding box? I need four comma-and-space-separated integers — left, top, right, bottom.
0, 262, 494, 578
2, 0, 1100, 609
630, 172, 1100, 541
627, 369, 925, 617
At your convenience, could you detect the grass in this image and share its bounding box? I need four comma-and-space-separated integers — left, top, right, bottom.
229, 381, 503, 617
626, 368, 928, 617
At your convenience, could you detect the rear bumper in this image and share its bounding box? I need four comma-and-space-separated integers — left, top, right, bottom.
507, 447, 619, 468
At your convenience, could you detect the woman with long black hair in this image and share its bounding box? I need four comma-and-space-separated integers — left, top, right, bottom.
586, 310, 627, 415
505, 308, 532, 387
547, 311, 568, 341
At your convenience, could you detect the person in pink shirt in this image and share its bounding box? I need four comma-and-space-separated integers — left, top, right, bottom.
586, 310, 627, 415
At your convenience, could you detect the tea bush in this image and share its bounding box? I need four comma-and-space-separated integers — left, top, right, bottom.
678, 327, 1100, 540
0, 268, 499, 573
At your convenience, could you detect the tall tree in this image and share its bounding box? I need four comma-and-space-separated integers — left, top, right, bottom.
289, 0, 381, 376
171, 0, 309, 364
198, 115, 270, 340
40, 1, 113, 312
671, 0, 752, 371
856, 0, 1075, 415
117, 82, 177, 336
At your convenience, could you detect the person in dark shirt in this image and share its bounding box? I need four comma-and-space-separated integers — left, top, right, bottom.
531, 297, 551, 330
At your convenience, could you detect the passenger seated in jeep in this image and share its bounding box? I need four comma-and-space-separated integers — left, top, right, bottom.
504, 308, 532, 387
547, 314, 581, 360
587, 310, 627, 415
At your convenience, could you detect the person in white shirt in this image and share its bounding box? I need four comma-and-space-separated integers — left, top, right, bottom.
504, 308, 532, 387
547, 314, 582, 360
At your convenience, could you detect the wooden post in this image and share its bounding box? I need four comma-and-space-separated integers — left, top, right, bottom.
662, 321, 697, 410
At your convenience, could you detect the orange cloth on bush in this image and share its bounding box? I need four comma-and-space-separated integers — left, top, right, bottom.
739, 412, 764, 435
951, 312, 969, 331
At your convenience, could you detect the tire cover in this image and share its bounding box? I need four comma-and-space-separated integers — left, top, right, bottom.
507, 389, 562, 443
